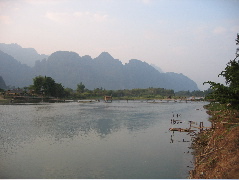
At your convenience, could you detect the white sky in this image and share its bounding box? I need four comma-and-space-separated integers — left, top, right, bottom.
0, 0, 239, 90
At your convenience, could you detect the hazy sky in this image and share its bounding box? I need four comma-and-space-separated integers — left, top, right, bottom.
0, 0, 239, 90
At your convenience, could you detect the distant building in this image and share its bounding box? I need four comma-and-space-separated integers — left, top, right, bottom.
104, 96, 112, 103
5, 89, 24, 96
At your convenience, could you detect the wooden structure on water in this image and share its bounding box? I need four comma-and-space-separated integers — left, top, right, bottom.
169, 128, 196, 132
104, 96, 112, 103
169, 120, 212, 133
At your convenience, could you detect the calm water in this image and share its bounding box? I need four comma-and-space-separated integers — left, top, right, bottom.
0, 100, 210, 179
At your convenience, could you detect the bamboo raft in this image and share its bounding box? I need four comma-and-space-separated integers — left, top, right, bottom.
191, 126, 211, 129
169, 128, 196, 132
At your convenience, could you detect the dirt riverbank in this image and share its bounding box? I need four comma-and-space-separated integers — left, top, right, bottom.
189, 103, 239, 179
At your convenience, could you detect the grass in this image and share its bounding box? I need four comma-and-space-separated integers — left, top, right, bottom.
0, 99, 10, 104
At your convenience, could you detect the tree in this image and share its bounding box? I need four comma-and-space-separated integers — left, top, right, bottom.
204, 34, 239, 108
32, 76, 65, 98
33, 76, 45, 94
43, 76, 56, 96
236, 33, 239, 55
64, 88, 74, 98
77, 82, 85, 93
54, 83, 65, 98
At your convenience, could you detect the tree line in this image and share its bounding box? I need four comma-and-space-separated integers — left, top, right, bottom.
27, 75, 211, 100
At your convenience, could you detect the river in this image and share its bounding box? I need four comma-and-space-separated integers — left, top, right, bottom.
0, 100, 210, 178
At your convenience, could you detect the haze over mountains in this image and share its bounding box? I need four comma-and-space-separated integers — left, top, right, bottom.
0, 43, 48, 67
0, 43, 199, 91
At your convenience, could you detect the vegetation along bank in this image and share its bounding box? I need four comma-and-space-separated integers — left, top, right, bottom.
189, 34, 239, 179
0, 75, 211, 104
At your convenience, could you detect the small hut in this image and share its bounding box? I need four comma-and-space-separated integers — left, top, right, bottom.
104, 96, 112, 103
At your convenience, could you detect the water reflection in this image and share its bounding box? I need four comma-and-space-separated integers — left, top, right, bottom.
30, 102, 158, 140
0, 101, 206, 152
0, 101, 210, 178
94, 118, 119, 137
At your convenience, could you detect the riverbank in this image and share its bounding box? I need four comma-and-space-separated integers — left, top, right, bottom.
189, 103, 239, 179
0, 93, 205, 105
0, 94, 70, 104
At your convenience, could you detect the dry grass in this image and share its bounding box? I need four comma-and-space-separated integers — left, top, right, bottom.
190, 103, 239, 179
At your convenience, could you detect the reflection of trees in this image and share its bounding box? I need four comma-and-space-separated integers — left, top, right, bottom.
0, 103, 158, 155
34, 117, 122, 140
124, 113, 154, 131
33, 107, 156, 140
32, 106, 116, 139
93, 118, 121, 137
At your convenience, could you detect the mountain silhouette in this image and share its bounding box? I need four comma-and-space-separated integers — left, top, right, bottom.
0, 43, 48, 67
0, 76, 7, 89
0, 50, 32, 88
0, 44, 199, 91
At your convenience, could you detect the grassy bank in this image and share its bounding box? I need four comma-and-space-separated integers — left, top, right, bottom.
0, 99, 10, 104
190, 103, 239, 179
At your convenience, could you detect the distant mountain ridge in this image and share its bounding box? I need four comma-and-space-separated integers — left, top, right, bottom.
0, 76, 7, 89
0, 43, 48, 67
151, 64, 164, 73
0, 44, 199, 91
0, 50, 32, 88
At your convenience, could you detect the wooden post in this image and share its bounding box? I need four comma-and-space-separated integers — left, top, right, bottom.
200, 122, 203, 132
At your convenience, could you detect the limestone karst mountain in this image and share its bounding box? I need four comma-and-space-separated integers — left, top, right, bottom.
0, 76, 7, 89
0, 43, 48, 67
0, 45, 199, 91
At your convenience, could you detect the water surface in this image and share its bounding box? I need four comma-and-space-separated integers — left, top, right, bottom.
0, 100, 209, 178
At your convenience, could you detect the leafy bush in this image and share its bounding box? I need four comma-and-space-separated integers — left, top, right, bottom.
205, 34, 239, 109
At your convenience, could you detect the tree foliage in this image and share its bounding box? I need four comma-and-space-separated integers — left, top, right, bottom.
204, 34, 239, 108
32, 76, 65, 97
175, 89, 212, 97
77, 82, 85, 93
76, 87, 175, 99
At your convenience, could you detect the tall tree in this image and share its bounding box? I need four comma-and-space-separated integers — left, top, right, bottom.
77, 82, 85, 93
33, 76, 45, 94
32, 76, 65, 97
54, 83, 65, 98
204, 34, 239, 108
43, 76, 56, 96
